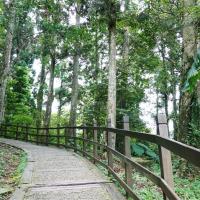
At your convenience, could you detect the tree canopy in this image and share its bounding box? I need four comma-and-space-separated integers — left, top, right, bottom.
0, 0, 200, 149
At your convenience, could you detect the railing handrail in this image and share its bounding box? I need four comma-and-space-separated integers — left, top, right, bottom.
0, 115, 200, 200
1, 123, 200, 167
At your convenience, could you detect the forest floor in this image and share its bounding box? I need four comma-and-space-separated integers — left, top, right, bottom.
0, 143, 27, 200
97, 156, 200, 200
130, 159, 200, 200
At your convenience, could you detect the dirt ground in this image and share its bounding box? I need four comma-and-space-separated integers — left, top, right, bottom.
0, 143, 26, 200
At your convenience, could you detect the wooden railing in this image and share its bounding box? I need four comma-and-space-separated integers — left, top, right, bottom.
0, 114, 200, 200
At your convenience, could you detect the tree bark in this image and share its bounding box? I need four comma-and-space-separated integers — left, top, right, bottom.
172, 68, 178, 138
94, 14, 100, 123
69, 55, 79, 128
57, 76, 64, 123
196, 42, 200, 116
178, 0, 197, 142
107, 0, 117, 149
69, 4, 80, 134
0, 1, 16, 123
44, 54, 56, 127
36, 56, 46, 127
160, 40, 169, 121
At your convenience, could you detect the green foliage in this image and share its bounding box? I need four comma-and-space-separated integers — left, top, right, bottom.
187, 123, 200, 148
12, 114, 34, 125
11, 152, 27, 184
131, 143, 159, 161
0, 144, 27, 198
50, 113, 70, 126
131, 143, 145, 156
5, 65, 35, 124
175, 177, 200, 200
131, 161, 200, 200
183, 48, 200, 93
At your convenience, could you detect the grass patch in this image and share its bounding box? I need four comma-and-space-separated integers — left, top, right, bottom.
11, 151, 27, 184
0, 143, 27, 200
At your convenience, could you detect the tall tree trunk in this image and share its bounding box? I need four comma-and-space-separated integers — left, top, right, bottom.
36, 56, 46, 127
94, 14, 100, 123
195, 30, 200, 110
120, 0, 130, 110
44, 54, 56, 127
160, 40, 169, 121
168, 30, 179, 138
116, 0, 130, 154
69, 5, 80, 133
172, 68, 178, 138
189, 28, 200, 147
57, 78, 64, 123
123, 0, 130, 61
0, 1, 16, 122
178, 0, 197, 142
107, 0, 117, 149
164, 93, 169, 120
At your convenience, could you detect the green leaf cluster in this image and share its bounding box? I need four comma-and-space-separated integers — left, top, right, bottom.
131, 143, 159, 161
183, 48, 200, 93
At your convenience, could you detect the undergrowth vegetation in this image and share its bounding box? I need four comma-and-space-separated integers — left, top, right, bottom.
97, 154, 200, 200
0, 143, 27, 200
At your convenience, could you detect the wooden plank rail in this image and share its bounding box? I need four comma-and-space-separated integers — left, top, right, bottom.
123, 115, 133, 198
107, 119, 114, 170
93, 120, 98, 164
0, 114, 200, 200
6, 123, 198, 167
157, 114, 174, 200
57, 124, 60, 147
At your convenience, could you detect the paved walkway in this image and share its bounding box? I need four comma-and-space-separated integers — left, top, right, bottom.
0, 138, 124, 200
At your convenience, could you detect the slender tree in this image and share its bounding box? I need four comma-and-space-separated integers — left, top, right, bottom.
69, 3, 80, 133
0, 1, 16, 122
36, 53, 47, 127
178, 0, 197, 142
107, 0, 117, 148
44, 54, 56, 127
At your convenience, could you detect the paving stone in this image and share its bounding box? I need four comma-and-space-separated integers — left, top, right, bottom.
0, 138, 125, 200
32, 169, 106, 185
24, 185, 112, 200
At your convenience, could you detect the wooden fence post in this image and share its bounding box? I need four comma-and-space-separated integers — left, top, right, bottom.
123, 115, 133, 197
73, 127, 77, 152
46, 128, 49, 146
4, 124, 7, 138
25, 124, 28, 142
0, 124, 3, 137
0, 124, 1, 136
157, 113, 174, 200
0, 124, 2, 136
57, 124, 60, 147
64, 126, 68, 147
93, 120, 98, 164
15, 125, 19, 140
36, 126, 39, 145
83, 124, 86, 156
107, 119, 113, 170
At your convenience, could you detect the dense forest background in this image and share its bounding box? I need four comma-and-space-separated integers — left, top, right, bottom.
0, 0, 200, 149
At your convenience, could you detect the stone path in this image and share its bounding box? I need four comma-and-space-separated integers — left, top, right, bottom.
0, 138, 125, 200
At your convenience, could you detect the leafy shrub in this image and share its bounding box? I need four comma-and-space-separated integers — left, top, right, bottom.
12, 114, 34, 125
183, 48, 200, 92
131, 143, 159, 161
